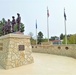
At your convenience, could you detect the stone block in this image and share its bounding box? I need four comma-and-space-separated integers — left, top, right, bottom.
0, 34, 34, 69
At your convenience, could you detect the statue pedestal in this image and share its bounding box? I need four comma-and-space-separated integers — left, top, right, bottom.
0, 34, 34, 69
14, 31, 24, 34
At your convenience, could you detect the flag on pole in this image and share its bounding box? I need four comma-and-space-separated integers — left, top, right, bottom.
36, 20, 37, 45
47, 7, 50, 42
64, 8, 66, 20
47, 7, 49, 17
36, 20, 37, 29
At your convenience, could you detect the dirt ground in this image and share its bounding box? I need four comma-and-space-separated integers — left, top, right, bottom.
0, 53, 76, 75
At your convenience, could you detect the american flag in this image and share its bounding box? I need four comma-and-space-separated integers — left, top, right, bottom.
36, 20, 37, 29
64, 8, 66, 20
47, 7, 49, 17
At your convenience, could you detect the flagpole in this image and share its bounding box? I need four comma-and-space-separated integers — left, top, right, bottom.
47, 7, 49, 42
64, 18, 67, 45
64, 8, 67, 45
36, 20, 37, 45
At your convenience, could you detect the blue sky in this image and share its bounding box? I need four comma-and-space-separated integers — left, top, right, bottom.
0, 0, 76, 38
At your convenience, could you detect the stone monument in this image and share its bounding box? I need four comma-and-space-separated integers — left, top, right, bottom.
0, 14, 34, 69
0, 34, 34, 69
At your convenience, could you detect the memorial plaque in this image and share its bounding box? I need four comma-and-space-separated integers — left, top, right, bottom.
19, 45, 25, 51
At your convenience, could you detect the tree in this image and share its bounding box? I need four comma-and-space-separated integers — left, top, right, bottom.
68, 34, 76, 44
62, 34, 76, 44
14, 23, 25, 32
20, 23, 25, 32
37, 31, 43, 44
2, 18, 6, 24
30, 38, 36, 45
28, 32, 33, 38
28, 32, 35, 45
60, 33, 64, 40
50, 36, 58, 40
43, 38, 48, 42
0, 18, 6, 36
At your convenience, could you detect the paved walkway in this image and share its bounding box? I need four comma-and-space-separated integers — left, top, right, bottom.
0, 53, 76, 75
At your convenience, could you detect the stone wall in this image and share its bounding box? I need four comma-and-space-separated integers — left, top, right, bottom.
32, 45, 76, 59
0, 34, 34, 69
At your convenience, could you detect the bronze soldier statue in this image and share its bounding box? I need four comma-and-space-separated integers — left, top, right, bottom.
2, 19, 11, 34
7, 19, 11, 33
16, 13, 21, 31
12, 16, 16, 32
2, 21, 9, 34
2, 13, 23, 35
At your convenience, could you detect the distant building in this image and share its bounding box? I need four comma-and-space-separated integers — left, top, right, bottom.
51, 40, 61, 44
50, 37, 62, 45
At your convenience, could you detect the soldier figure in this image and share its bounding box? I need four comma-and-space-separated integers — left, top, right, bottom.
2, 13, 22, 35
2, 21, 9, 34
16, 13, 21, 31
7, 19, 11, 33
12, 16, 16, 32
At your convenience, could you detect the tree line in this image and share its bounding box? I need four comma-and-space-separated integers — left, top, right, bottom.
29, 32, 76, 45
